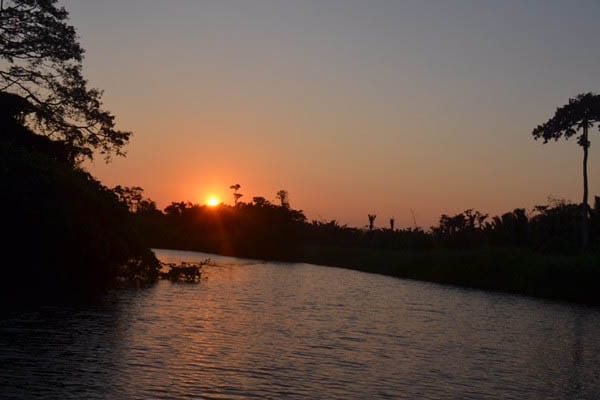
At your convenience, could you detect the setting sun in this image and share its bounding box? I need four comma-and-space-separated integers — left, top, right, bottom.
206, 196, 220, 207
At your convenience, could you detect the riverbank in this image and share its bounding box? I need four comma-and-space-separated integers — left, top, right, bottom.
301, 246, 600, 305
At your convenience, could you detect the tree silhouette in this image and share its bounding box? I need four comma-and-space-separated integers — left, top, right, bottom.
112, 185, 158, 215
0, 0, 131, 162
368, 214, 376, 231
230, 183, 243, 206
112, 186, 144, 213
0, 91, 33, 127
0, 91, 79, 163
389, 217, 395, 231
532, 93, 600, 249
276, 189, 290, 208
252, 196, 270, 207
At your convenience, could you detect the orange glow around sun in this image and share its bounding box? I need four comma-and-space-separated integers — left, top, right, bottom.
206, 196, 220, 207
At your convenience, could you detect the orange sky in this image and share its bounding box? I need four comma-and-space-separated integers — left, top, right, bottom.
72, 1, 600, 228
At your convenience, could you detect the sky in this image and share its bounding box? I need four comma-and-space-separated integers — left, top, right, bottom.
67, 0, 600, 228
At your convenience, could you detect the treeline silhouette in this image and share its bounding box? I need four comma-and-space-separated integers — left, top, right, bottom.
127, 191, 307, 260
312, 199, 600, 253
118, 186, 600, 260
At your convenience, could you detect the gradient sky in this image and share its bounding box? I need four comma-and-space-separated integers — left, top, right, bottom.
67, 0, 600, 228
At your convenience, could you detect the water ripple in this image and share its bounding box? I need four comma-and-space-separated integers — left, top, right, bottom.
1, 248, 600, 399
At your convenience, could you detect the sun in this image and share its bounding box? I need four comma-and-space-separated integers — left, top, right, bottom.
206, 196, 220, 207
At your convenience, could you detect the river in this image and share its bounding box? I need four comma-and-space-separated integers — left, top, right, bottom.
1, 248, 600, 399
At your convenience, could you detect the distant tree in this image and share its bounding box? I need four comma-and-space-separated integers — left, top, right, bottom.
389, 217, 395, 231
432, 209, 489, 248
532, 93, 600, 249
252, 196, 271, 207
276, 189, 290, 208
0, 0, 131, 162
368, 214, 376, 231
530, 199, 581, 252
136, 199, 160, 216
489, 208, 529, 247
230, 184, 243, 206
464, 209, 488, 229
112, 185, 159, 215
164, 201, 193, 218
112, 186, 144, 213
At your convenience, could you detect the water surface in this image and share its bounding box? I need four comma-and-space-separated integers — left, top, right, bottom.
2, 248, 600, 399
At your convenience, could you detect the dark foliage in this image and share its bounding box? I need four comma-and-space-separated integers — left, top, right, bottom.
532, 93, 600, 144
0, 0, 130, 161
432, 209, 488, 248
131, 190, 600, 260
302, 220, 433, 251
136, 196, 307, 260
431, 202, 596, 253
159, 261, 206, 283
1, 105, 158, 303
0, 91, 78, 164
0, 0, 157, 303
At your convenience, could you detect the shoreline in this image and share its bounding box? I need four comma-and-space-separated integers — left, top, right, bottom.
299, 245, 600, 306
154, 245, 600, 306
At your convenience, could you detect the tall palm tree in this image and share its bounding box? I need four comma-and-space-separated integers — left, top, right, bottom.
532, 93, 600, 249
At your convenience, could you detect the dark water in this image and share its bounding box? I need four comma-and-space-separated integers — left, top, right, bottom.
2, 249, 600, 399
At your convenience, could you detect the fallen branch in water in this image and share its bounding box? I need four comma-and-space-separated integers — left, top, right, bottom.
159, 259, 213, 283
